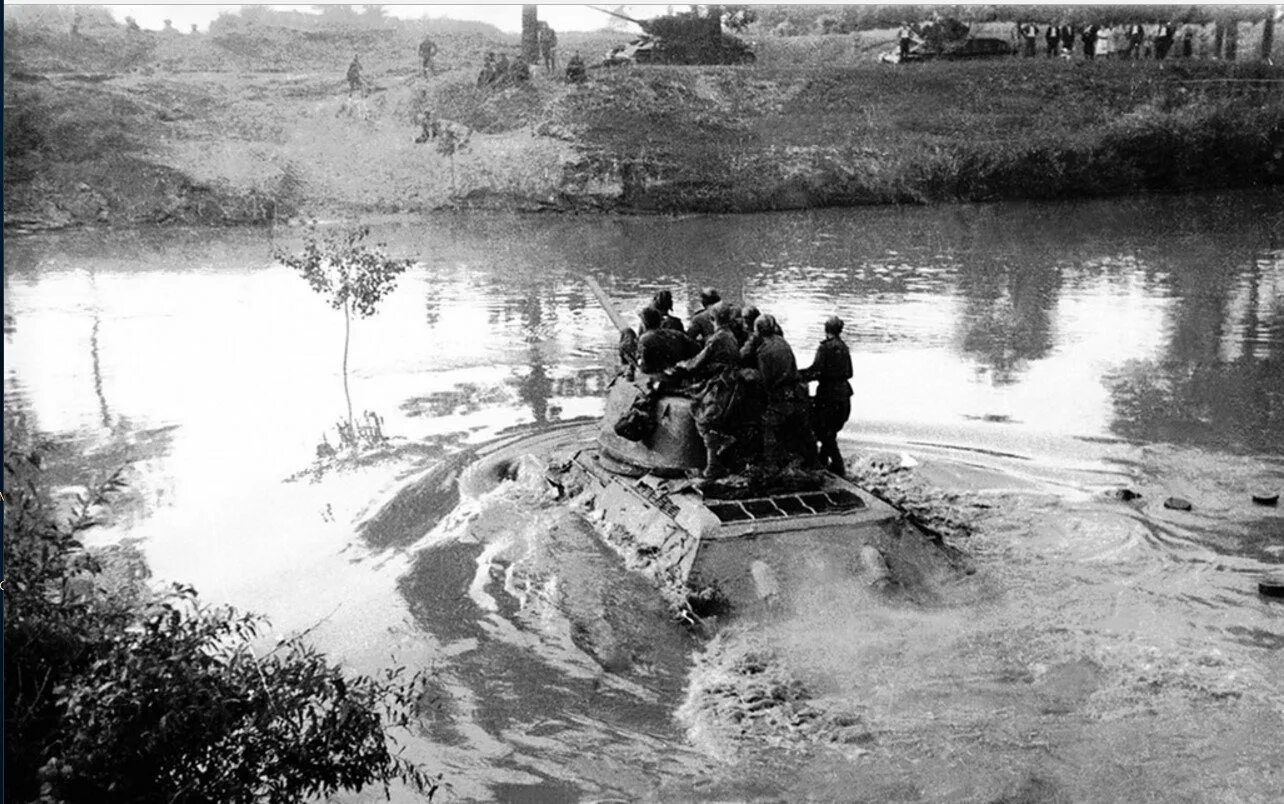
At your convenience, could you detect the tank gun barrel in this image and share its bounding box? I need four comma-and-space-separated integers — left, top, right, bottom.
587, 5, 644, 28
584, 275, 629, 333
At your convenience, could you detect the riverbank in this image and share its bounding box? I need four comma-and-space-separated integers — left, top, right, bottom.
5, 54, 1283, 229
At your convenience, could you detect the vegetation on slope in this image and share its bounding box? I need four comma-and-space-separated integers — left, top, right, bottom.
3, 13, 1282, 226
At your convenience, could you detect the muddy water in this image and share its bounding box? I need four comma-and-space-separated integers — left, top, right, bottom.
4, 190, 1283, 801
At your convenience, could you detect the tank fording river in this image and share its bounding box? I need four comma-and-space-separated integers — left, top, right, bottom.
546, 368, 961, 615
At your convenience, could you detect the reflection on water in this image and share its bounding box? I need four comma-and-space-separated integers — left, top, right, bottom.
4, 190, 1284, 801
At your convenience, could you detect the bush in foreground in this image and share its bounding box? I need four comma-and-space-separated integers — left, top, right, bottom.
3, 435, 439, 803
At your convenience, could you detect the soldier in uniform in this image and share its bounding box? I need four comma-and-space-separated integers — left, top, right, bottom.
538, 23, 559, 73
753, 315, 817, 469
478, 52, 497, 86
418, 36, 438, 75
686, 287, 722, 346
637, 307, 697, 375
1019, 22, 1039, 57
347, 53, 364, 96
652, 290, 685, 331
1045, 23, 1060, 57
800, 316, 854, 476
674, 303, 741, 479
565, 52, 587, 84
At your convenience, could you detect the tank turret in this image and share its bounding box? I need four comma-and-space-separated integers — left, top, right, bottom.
597, 377, 705, 477
591, 5, 756, 65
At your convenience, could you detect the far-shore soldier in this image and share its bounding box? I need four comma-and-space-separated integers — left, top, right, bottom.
477, 52, 495, 86
538, 22, 559, 73
898, 22, 914, 61
347, 53, 364, 95
418, 35, 438, 75
1019, 22, 1039, 57
687, 287, 722, 346
1059, 23, 1075, 56
1081, 24, 1099, 60
800, 315, 854, 476
565, 52, 587, 83
1044, 23, 1060, 57
675, 303, 741, 479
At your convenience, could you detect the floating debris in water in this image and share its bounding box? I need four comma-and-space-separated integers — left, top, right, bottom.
1164, 496, 1193, 511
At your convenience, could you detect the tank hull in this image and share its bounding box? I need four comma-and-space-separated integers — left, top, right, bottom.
562, 447, 957, 614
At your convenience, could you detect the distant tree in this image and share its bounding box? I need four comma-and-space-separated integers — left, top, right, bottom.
275, 227, 413, 440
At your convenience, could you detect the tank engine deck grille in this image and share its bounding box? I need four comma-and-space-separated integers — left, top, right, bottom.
706, 489, 866, 524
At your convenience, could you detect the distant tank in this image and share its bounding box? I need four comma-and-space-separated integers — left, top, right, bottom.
592, 5, 756, 66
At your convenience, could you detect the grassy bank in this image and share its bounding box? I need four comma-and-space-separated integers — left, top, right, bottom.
552, 58, 1284, 212
4, 36, 1283, 228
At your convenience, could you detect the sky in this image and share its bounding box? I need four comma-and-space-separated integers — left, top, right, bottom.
96, 3, 669, 33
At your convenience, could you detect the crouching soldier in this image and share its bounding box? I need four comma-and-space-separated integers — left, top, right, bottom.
565, 52, 587, 84
637, 306, 697, 375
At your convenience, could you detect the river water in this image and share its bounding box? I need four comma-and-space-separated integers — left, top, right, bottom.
5, 190, 1283, 802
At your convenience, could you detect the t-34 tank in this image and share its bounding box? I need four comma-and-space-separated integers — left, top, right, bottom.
592, 5, 756, 65
544, 279, 962, 618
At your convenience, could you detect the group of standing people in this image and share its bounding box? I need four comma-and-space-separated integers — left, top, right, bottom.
620, 288, 854, 480
1021, 21, 1189, 60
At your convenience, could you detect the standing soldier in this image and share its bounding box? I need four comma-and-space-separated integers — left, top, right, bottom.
478, 52, 497, 86
1019, 21, 1039, 57
1081, 24, 1099, 60
800, 316, 854, 476
538, 22, 559, 74
753, 315, 816, 469
418, 35, 438, 76
1045, 22, 1060, 57
897, 21, 914, 61
1126, 22, 1146, 59
1059, 22, 1076, 56
675, 303, 741, 479
495, 52, 512, 86
347, 53, 364, 96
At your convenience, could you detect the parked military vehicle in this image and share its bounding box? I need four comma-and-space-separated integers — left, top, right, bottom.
881, 37, 1015, 64
593, 5, 756, 66
880, 16, 1014, 64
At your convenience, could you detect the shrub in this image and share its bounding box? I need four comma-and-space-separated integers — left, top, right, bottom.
3, 431, 440, 803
